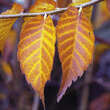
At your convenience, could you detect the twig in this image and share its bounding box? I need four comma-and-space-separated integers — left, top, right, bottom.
0, 0, 103, 18
79, 63, 94, 110
32, 93, 39, 110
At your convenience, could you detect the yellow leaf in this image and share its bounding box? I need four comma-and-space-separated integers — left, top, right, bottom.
17, 15, 56, 106
57, 0, 72, 8
0, 3, 23, 52
70, 0, 93, 20
3, 29, 17, 51
56, 6, 95, 101
95, 44, 110, 63
72, 0, 90, 5
107, 0, 110, 12
1, 30, 17, 82
93, 1, 110, 29
24, 0, 56, 24
30, 0, 56, 13
1, 61, 13, 78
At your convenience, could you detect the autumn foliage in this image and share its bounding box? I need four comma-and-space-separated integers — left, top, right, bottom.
18, 15, 56, 105
0, 0, 109, 108
0, 3, 23, 52
18, 0, 95, 105
56, 6, 94, 101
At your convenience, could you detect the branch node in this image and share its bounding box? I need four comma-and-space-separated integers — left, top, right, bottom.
78, 6, 82, 16
44, 13, 47, 20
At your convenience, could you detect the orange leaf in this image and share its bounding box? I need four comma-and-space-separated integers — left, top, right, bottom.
29, 0, 56, 13
2, 3, 23, 15
57, 0, 72, 8
107, 0, 110, 11
72, 0, 90, 4
17, 15, 56, 106
70, 0, 93, 20
56, 6, 95, 101
0, 3, 23, 52
3, 29, 17, 51
95, 44, 110, 63
1, 61, 13, 80
1, 30, 17, 81
24, 0, 56, 23
93, 1, 110, 29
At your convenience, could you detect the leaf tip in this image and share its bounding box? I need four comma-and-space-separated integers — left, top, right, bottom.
12, 2, 24, 13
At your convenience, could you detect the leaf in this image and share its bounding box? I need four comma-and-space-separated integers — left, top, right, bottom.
0, 3, 23, 52
70, 0, 92, 20
1, 30, 17, 81
3, 29, 17, 52
93, 1, 110, 29
107, 0, 110, 12
72, 0, 90, 4
101, 0, 110, 17
17, 15, 56, 106
56, 6, 95, 101
1, 3, 23, 14
1, 61, 13, 80
95, 44, 110, 63
57, 0, 72, 8
24, 0, 56, 25
29, 0, 56, 13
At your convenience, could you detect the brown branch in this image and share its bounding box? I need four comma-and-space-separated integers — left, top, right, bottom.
32, 93, 39, 110
0, 0, 104, 18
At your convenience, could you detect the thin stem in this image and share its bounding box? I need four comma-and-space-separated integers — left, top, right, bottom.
0, 0, 103, 18
79, 63, 94, 110
32, 93, 39, 110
